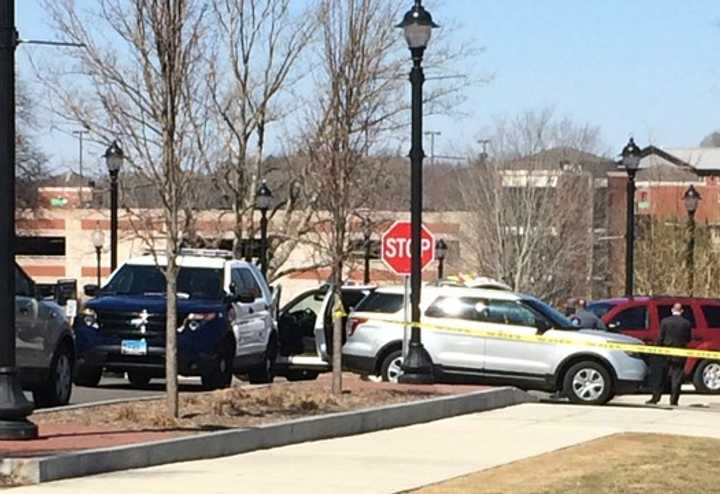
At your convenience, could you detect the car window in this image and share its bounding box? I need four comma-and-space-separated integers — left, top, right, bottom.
102, 265, 223, 300
657, 304, 696, 328
238, 268, 261, 297
702, 305, 720, 329
342, 291, 369, 311
354, 292, 404, 314
14, 265, 33, 297
426, 296, 540, 328
285, 291, 324, 316
609, 306, 648, 331
586, 302, 618, 319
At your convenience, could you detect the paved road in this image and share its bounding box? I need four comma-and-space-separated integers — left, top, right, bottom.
12, 397, 720, 494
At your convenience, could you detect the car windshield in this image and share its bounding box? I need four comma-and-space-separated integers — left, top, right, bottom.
586, 301, 619, 319
101, 265, 224, 300
522, 298, 576, 330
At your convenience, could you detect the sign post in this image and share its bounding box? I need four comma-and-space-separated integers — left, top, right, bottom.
381, 221, 435, 362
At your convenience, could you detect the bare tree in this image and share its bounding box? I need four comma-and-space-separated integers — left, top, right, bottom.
16, 80, 49, 209
41, 0, 212, 418
204, 0, 315, 261
456, 109, 605, 304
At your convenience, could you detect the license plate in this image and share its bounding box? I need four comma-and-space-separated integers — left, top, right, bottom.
121, 339, 147, 356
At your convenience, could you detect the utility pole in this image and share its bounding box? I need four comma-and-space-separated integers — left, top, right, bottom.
477, 139, 490, 163
424, 131, 441, 167
73, 130, 88, 177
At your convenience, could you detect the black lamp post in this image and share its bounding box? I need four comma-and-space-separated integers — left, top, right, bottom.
91, 225, 105, 288
621, 137, 642, 298
104, 141, 124, 272
362, 223, 371, 285
683, 185, 701, 296
397, 0, 437, 384
436, 239, 448, 280
256, 180, 272, 279
0, 1, 37, 439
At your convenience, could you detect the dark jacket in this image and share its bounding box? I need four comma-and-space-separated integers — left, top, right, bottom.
572, 309, 607, 331
657, 315, 692, 348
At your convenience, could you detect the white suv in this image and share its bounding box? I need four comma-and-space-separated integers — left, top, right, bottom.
76, 249, 278, 388
343, 285, 648, 405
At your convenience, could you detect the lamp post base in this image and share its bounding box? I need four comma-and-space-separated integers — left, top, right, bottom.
399, 342, 434, 384
0, 368, 37, 440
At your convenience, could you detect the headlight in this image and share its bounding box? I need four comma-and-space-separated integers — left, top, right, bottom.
180, 313, 217, 332
81, 308, 99, 328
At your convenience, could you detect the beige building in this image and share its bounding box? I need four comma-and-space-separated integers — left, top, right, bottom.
17, 205, 465, 302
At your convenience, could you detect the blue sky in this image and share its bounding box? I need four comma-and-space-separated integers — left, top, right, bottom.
15, 0, 720, 172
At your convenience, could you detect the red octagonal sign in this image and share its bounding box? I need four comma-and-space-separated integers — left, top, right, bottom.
381, 221, 436, 276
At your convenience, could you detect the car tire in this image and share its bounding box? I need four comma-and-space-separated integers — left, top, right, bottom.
693, 360, 720, 394
74, 365, 103, 388
380, 350, 404, 383
127, 371, 152, 387
563, 361, 613, 405
33, 343, 74, 407
286, 370, 319, 382
202, 343, 234, 390
248, 335, 277, 385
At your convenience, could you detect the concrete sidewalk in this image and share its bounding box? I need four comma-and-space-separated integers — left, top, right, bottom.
11, 401, 720, 494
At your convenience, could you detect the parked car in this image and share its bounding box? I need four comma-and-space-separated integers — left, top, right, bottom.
74, 249, 276, 389
275, 284, 374, 380
15, 263, 75, 407
342, 285, 647, 405
587, 296, 720, 394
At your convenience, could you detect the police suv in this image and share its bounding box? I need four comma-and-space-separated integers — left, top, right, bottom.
74, 249, 278, 389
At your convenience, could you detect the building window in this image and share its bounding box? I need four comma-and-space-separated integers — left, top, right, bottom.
16, 236, 66, 256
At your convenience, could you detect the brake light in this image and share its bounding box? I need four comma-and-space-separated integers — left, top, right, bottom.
347, 317, 368, 337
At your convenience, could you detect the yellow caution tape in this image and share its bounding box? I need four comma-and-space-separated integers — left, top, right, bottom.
335, 310, 720, 361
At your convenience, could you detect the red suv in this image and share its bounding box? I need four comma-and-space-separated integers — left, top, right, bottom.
587, 297, 720, 394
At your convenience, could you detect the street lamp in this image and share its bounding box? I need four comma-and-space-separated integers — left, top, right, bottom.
683, 185, 701, 296
0, 2, 38, 439
436, 239, 448, 280
104, 141, 125, 272
621, 137, 642, 298
397, 0, 437, 384
256, 180, 272, 279
91, 224, 105, 288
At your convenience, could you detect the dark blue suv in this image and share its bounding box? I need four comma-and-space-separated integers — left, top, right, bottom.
74, 253, 256, 389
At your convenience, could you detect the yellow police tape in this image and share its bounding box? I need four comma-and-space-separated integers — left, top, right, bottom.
333, 310, 720, 361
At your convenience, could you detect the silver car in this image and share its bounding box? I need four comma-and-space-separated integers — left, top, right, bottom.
342, 285, 647, 405
16, 263, 75, 407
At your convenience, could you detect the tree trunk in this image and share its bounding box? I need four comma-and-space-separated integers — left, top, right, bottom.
165, 255, 179, 419
331, 258, 343, 395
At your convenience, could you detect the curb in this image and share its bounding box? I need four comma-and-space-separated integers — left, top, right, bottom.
1, 387, 535, 485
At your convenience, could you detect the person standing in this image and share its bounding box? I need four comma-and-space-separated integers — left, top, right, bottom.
571, 299, 607, 331
646, 303, 692, 406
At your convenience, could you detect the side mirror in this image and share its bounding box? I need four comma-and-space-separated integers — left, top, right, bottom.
84, 284, 99, 297
236, 291, 256, 304
229, 282, 238, 295
536, 319, 551, 333
608, 321, 620, 332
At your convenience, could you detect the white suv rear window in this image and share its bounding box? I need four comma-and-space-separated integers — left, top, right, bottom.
354, 292, 404, 313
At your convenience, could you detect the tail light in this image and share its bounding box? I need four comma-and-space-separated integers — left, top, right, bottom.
347, 317, 368, 337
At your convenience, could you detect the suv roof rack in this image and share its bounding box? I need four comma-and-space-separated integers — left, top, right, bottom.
179, 248, 234, 260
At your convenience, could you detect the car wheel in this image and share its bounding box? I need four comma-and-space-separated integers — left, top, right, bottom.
693, 360, 720, 394
248, 335, 277, 385
33, 344, 74, 407
286, 370, 319, 382
202, 344, 234, 390
563, 361, 613, 405
127, 371, 152, 387
380, 350, 403, 383
74, 365, 103, 388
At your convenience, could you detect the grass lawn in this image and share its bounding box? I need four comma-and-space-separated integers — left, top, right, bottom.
409, 433, 720, 494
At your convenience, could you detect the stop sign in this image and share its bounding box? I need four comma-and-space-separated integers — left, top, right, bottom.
381, 221, 435, 276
